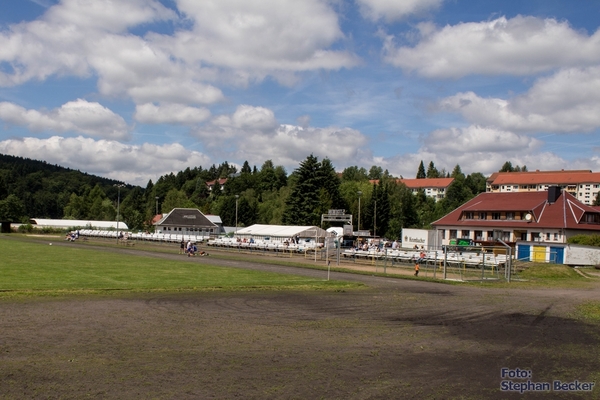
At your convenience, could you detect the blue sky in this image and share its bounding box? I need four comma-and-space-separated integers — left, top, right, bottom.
1, 0, 600, 185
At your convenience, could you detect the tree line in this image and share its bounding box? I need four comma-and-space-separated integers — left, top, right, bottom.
0, 153, 495, 239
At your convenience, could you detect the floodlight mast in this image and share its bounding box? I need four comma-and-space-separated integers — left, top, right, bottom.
115, 184, 125, 244
235, 195, 239, 236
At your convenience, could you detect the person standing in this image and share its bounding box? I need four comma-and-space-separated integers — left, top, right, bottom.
414, 263, 420, 277
179, 240, 185, 254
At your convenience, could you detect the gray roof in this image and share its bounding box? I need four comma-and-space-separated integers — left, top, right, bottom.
156, 208, 217, 228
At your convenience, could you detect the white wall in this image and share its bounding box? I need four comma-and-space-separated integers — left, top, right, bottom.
402, 228, 442, 249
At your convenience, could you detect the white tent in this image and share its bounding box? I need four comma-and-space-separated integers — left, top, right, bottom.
234, 224, 330, 240
30, 219, 129, 230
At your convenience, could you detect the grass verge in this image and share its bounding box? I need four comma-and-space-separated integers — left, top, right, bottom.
0, 237, 362, 298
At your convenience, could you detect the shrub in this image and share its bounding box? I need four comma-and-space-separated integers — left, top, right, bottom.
568, 235, 600, 247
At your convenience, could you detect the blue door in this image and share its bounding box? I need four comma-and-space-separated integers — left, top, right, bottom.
549, 247, 564, 264
517, 244, 530, 261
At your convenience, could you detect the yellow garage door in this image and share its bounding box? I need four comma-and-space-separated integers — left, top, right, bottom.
532, 246, 546, 262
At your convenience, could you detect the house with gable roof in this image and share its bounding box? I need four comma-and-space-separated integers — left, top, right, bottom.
432, 187, 600, 264
432, 187, 600, 246
154, 208, 219, 236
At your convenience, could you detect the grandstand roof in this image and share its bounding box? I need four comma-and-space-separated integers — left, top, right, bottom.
235, 224, 331, 238
30, 219, 128, 230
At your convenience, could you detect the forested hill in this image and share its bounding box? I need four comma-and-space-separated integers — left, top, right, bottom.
0, 153, 128, 220
1, 153, 493, 238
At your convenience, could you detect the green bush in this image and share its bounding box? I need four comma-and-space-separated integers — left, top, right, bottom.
17, 224, 34, 233
568, 234, 600, 247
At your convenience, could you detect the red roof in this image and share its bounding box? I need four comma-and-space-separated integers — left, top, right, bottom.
206, 178, 228, 186
432, 190, 600, 231
399, 178, 454, 189
487, 170, 599, 185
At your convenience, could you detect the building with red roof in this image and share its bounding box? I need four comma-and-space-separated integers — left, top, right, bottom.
205, 178, 228, 192
486, 170, 600, 205
432, 187, 600, 247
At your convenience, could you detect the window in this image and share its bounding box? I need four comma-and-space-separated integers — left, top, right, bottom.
546, 233, 551, 240
464, 212, 474, 219
492, 212, 501, 220
461, 230, 470, 238
554, 233, 559, 240
450, 230, 457, 239
531, 232, 541, 241
479, 212, 487, 220
475, 230, 483, 240
487, 231, 494, 240
506, 212, 515, 220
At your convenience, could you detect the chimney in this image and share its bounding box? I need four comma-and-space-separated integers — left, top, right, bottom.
547, 186, 561, 203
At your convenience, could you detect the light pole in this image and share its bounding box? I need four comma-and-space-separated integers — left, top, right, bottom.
374, 199, 377, 238
357, 191, 362, 232
115, 184, 125, 244
235, 195, 239, 236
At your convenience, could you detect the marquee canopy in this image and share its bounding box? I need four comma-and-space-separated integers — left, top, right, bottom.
235, 224, 330, 239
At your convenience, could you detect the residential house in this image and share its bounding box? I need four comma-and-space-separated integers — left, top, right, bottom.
432, 187, 600, 245
486, 169, 600, 205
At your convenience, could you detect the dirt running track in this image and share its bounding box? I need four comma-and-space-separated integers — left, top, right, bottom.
1, 240, 600, 399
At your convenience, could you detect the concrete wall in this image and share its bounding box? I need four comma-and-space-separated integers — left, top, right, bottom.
565, 244, 600, 266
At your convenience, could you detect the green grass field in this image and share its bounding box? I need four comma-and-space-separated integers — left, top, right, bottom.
0, 238, 361, 297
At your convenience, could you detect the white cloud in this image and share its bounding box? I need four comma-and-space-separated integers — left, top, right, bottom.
0, 0, 356, 104
152, 0, 359, 76
0, 136, 212, 186
0, 99, 130, 139
423, 125, 542, 154
356, 0, 443, 22
440, 66, 600, 133
134, 103, 211, 125
192, 105, 368, 171
0, 0, 176, 86
384, 16, 600, 78
44, 0, 176, 33
231, 105, 278, 131
372, 126, 567, 179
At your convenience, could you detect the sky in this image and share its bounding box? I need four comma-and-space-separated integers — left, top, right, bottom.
1, 0, 600, 186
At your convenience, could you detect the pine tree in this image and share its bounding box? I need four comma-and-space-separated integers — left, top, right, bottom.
426, 161, 440, 178
416, 161, 426, 179
282, 156, 344, 226
282, 155, 322, 225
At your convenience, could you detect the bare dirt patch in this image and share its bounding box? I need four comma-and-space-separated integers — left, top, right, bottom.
1, 240, 600, 399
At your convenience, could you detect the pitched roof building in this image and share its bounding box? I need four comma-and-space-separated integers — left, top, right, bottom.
206, 178, 227, 192
154, 208, 219, 235
432, 187, 600, 245
486, 170, 600, 205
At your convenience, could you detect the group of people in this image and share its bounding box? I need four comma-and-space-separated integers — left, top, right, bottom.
180, 240, 208, 257
64, 230, 79, 241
